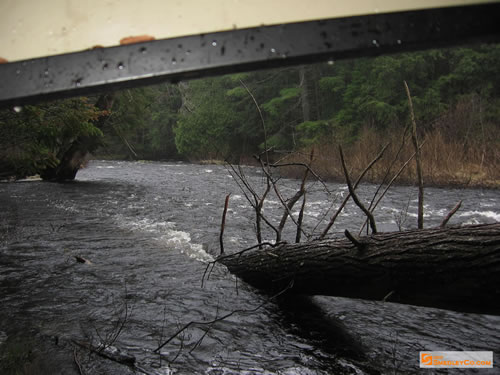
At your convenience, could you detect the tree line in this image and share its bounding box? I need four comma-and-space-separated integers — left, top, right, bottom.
1, 43, 499, 183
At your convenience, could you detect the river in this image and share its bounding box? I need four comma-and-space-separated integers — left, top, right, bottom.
0, 160, 499, 374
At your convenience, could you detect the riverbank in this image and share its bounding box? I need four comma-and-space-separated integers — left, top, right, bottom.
275, 126, 500, 190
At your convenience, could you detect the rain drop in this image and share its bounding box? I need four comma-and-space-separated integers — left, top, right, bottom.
15, 69, 21, 75
270, 48, 276, 53
75, 78, 82, 87
140, 47, 147, 54
211, 40, 217, 47
13, 106, 22, 113
372, 39, 380, 47
327, 60, 334, 65
117, 62, 124, 70
171, 57, 177, 65
397, 39, 402, 45
44, 69, 49, 76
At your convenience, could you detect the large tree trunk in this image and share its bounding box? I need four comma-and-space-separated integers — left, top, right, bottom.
219, 223, 500, 315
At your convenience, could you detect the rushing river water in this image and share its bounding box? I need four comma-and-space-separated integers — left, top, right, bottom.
1, 160, 499, 374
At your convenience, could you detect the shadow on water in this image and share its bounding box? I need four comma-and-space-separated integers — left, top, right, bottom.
277, 294, 382, 374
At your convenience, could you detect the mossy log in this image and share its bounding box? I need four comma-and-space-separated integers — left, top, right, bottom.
219, 223, 500, 315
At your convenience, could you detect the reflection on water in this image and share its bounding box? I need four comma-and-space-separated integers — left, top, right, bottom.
0, 160, 499, 374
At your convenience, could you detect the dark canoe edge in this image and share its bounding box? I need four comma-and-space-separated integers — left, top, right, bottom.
1, 3, 500, 108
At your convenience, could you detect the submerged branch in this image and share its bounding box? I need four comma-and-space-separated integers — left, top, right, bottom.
154, 281, 294, 354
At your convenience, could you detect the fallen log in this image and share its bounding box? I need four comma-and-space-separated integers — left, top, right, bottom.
219, 223, 500, 315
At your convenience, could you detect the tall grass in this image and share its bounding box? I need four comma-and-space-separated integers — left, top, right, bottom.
281, 97, 500, 188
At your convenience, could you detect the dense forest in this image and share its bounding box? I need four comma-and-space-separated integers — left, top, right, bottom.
1, 44, 499, 186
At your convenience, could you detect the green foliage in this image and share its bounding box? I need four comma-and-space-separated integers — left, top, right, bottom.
296, 120, 330, 146
0, 97, 105, 179
99, 83, 182, 159
2, 44, 499, 170
174, 76, 243, 158
262, 87, 301, 117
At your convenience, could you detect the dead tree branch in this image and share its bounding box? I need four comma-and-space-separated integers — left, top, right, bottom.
339, 146, 378, 234
358, 141, 426, 235
363, 124, 411, 234
404, 81, 424, 229
344, 229, 366, 251
240, 79, 269, 165
154, 281, 294, 354
440, 200, 463, 227
275, 149, 313, 242
255, 156, 309, 242
226, 162, 278, 245
219, 194, 231, 255
296, 193, 307, 243
320, 143, 388, 239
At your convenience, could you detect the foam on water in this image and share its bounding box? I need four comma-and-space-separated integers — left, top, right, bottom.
158, 229, 213, 262
115, 216, 213, 263
459, 210, 500, 221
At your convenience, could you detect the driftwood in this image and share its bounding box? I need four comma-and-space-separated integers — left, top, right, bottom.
219, 223, 500, 315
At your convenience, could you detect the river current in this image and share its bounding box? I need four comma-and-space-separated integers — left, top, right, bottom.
0, 160, 499, 374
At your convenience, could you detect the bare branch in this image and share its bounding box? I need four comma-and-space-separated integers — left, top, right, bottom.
276, 166, 308, 242
339, 146, 377, 234
344, 229, 366, 251
240, 79, 269, 165
295, 193, 307, 243
256, 156, 309, 241
201, 242, 284, 288
366, 124, 411, 216
154, 281, 294, 354
225, 163, 278, 242
440, 200, 462, 228
219, 194, 231, 255
404, 81, 425, 229
267, 161, 331, 193
320, 143, 388, 238
73, 348, 84, 375
358, 140, 426, 235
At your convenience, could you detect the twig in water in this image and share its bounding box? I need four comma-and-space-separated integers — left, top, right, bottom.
154, 281, 294, 354
73, 348, 84, 375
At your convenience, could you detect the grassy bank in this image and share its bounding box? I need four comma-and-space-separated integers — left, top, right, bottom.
279, 125, 500, 189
